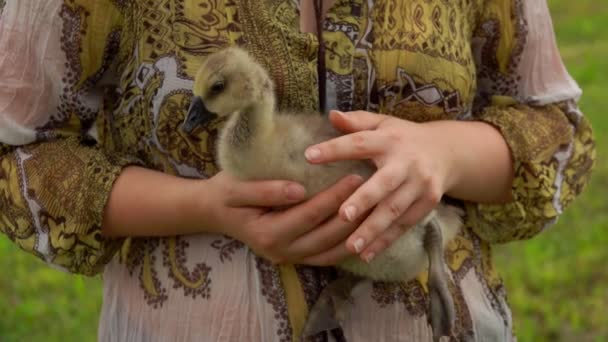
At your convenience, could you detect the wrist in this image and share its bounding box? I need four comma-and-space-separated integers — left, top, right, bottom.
426, 120, 513, 203
421, 120, 463, 195
102, 166, 224, 238
184, 177, 224, 235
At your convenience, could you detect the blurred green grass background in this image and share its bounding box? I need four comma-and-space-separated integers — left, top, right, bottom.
0, 1, 606, 341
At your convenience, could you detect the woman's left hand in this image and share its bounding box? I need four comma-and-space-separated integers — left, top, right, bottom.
304, 110, 457, 262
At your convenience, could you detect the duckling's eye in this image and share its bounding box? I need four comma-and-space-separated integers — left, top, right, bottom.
210, 81, 225, 95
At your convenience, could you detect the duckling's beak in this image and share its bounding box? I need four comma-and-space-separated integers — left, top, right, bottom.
181, 96, 217, 134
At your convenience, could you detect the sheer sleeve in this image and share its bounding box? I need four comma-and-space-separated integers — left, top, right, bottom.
465, 0, 596, 243
0, 0, 135, 275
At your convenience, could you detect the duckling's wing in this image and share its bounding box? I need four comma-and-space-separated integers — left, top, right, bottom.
275, 111, 340, 143
270, 112, 373, 196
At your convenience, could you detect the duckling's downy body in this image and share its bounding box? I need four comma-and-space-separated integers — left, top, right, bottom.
220, 109, 371, 198
181, 47, 462, 341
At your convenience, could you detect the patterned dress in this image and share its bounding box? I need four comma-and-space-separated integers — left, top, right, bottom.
0, 0, 595, 341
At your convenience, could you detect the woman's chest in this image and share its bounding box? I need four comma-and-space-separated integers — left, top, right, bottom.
323, 0, 482, 121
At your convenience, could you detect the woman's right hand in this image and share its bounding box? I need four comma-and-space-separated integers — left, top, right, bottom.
200, 172, 365, 266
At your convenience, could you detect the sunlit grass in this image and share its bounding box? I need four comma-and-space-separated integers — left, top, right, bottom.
0, 239, 101, 341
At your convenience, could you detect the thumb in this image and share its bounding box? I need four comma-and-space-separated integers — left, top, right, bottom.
328, 110, 388, 133
215, 172, 307, 207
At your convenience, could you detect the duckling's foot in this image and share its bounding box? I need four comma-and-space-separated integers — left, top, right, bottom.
428, 268, 455, 342
301, 275, 362, 339
424, 218, 456, 342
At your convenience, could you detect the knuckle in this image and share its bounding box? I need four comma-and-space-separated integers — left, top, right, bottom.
305, 207, 325, 224
257, 235, 279, 251
358, 190, 375, 209
386, 130, 402, 143
365, 222, 384, 235
323, 141, 335, 154
352, 133, 367, 152
379, 171, 398, 191
387, 201, 404, 220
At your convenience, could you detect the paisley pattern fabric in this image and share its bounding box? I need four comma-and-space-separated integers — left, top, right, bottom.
0, 0, 595, 341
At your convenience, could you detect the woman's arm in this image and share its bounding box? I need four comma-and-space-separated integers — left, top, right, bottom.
101, 166, 219, 238
461, 0, 596, 243
0, 0, 132, 276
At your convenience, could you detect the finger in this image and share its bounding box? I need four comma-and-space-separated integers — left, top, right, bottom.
298, 240, 353, 266
339, 163, 408, 222
305, 130, 385, 164
392, 197, 438, 231
328, 110, 389, 133
277, 174, 364, 240
357, 223, 406, 263
289, 211, 366, 258
345, 181, 421, 254
360, 198, 437, 262
227, 178, 307, 207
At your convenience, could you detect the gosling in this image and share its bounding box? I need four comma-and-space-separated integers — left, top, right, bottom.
181, 47, 462, 341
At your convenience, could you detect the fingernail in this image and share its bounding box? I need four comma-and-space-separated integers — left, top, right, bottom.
364, 253, 375, 263
353, 238, 365, 253
285, 183, 305, 200
334, 110, 346, 116
305, 147, 321, 161
344, 205, 357, 222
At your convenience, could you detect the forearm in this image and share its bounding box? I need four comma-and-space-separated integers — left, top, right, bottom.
430, 120, 514, 204
101, 166, 216, 237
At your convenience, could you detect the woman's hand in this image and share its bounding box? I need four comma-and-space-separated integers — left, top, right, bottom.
304, 111, 453, 262
304, 110, 513, 263
202, 171, 366, 266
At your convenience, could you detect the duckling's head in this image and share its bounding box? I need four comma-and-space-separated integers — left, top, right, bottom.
181, 47, 274, 134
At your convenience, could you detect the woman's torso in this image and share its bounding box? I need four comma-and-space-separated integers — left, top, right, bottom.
96, 1, 513, 341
